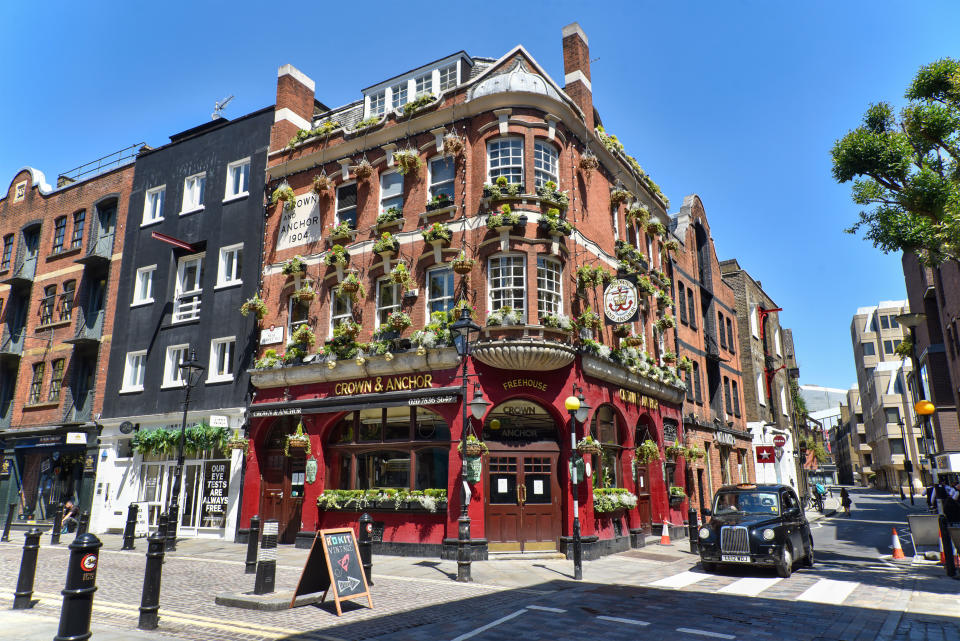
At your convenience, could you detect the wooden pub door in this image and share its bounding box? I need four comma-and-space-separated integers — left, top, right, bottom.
259, 421, 304, 544
485, 446, 561, 552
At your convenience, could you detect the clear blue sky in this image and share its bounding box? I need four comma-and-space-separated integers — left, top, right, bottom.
2, 1, 957, 391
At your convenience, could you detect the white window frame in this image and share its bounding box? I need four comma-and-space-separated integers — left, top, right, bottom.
438, 63, 458, 92
142, 185, 165, 226
536, 256, 562, 319
368, 91, 385, 118
121, 350, 147, 393
181, 172, 206, 215
533, 140, 559, 189
750, 305, 759, 338
757, 372, 766, 406
132, 265, 156, 307
224, 157, 251, 202
375, 278, 400, 330
207, 337, 236, 383
335, 181, 358, 228
288, 296, 310, 337
162, 344, 189, 388
173, 254, 204, 323
390, 81, 408, 110
428, 156, 456, 201
379, 171, 403, 216
487, 137, 524, 185
426, 267, 455, 316
775, 328, 782, 356
487, 254, 526, 321
414, 72, 432, 98
216, 243, 243, 289
329, 292, 353, 339
780, 384, 789, 416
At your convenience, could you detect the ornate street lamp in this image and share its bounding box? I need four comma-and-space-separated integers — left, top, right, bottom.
165, 349, 205, 551
915, 399, 937, 484
449, 305, 481, 582
565, 389, 590, 580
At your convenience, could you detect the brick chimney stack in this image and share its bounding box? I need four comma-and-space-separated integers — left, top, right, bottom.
270, 64, 315, 154
561, 22, 593, 131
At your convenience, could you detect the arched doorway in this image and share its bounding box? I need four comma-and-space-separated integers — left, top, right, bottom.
259, 417, 305, 544
634, 416, 657, 529
482, 399, 561, 552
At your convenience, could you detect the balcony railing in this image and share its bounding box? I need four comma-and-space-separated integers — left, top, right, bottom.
0, 327, 25, 358
64, 308, 104, 346
62, 387, 94, 424
173, 294, 202, 322
76, 223, 115, 266
1, 254, 36, 286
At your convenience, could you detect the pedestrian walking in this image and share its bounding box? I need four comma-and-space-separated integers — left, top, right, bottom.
840, 488, 852, 516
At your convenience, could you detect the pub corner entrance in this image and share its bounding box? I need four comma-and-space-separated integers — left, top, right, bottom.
482, 399, 561, 553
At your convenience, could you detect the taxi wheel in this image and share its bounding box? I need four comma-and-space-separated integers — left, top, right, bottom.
776, 544, 793, 578
802, 536, 815, 567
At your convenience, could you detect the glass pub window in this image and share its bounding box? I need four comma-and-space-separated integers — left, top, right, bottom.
533, 140, 559, 188
488, 255, 526, 320
336, 183, 357, 228
71, 210, 85, 249
427, 268, 455, 315
487, 138, 523, 185
536, 257, 562, 318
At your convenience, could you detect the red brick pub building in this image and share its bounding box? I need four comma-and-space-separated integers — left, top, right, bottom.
241, 25, 746, 557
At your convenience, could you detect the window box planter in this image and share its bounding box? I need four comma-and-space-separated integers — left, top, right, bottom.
483, 183, 525, 200
426, 194, 454, 212
376, 218, 404, 233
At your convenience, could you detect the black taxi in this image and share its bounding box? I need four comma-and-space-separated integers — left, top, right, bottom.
697, 483, 813, 578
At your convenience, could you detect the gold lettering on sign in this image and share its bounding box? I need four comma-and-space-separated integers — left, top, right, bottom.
502, 378, 548, 392
618, 389, 659, 411
334, 374, 433, 396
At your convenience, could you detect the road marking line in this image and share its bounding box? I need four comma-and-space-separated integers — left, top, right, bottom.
677, 627, 735, 639
649, 571, 710, 589
598, 615, 650, 626
450, 609, 528, 641
795, 579, 859, 604
716, 576, 782, 596
527, 605, 566, 613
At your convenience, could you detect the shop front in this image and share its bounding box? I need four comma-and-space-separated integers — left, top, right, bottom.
243, 347, 687, 558
0, 426, 98, 527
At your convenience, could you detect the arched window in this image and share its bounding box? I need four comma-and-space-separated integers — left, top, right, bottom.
326, 407, 450, 491
591, 404, 624, 488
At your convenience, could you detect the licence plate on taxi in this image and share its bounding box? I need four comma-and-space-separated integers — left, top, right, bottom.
721, 554, 751, 563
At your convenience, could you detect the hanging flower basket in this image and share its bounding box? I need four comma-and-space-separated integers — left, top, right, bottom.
393, 149, 422, 175
226, 436, 249, 455
353, 159, 374, 180
291, 285, 316, 303
284, 421, 311, 457
458, 434, 489, 458
576, 436, 602, 456
579, 152, 599, 172
340, 278, 359, 294
271, 184, 296, 211
281, 255, 307, 276
635, 439, 661, 464
613, 324, 631, 338
609, 188, 632, 206
452, 251, 475, 275
239, 294, 268, 320
442, 132, 465, 157
624, 336, 644, 348
665, 440, 686, 462
312, 173, 334, 194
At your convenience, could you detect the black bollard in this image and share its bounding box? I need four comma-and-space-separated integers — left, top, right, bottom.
157, 512, 168, 540
53, 532, 101, 641
939, 513, 957, 578
138, 533, 166, 630
253, 520, 278, 595
122, 503, 139, 551
76, 511, 90, 537
13, 528, 41, 609
1, 502, 16, 542
358, 512, 374, 586
244, 515, 260, 575
688, 508, 699, 554
50, 502, 63, 545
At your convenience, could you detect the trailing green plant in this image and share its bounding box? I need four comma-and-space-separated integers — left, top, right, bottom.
254, 348, 281, 369
284, 421, 311, 456
411, 310, 453, 349
386, 310, 412, 332
540, 313, 573, 331
312, 173, 334, 194
483, 176, 523, 200
539, 207, 573, 236
271, 185, 296, 211
327, 220, 354, 240
609, 188, 632, 206
654, 314, 676, 332
290, 324, 317, 349
426, 192, 454, 211
132, 424, 229, 456
352, 116, 381, 132
239, 293, 268, 319
486, 305, 522, 327
665, 440, 686, 460
626, 203, 650, 226
575, 307, 602, 332
894, 335, 913, 358
635, 439, 661, 464
334, 273, 366, 302
486, 203, 521, 230
536, 180, 569, 208
281, 255, 306, 275
457, 434, 489, 456
393, 149, 422, 175
593, 488, 638, 513
596, 124, 669, 207
316, 488, 447, 512
637, 276, 657, 297
389, 261, 412, 286
402, 93, 435, 117
324, 245, 349, 267
373, 232, 399, 254
655, 290, 674, 308
646, 221, 667, 238
421, 222, 452, 243
678, 355, 694, 373
287, 121, 341, 149
684, 445, 705, 463
580, 338, 612, 359
576, 265, 613, 290
668, 485, 686, 498
291, 285, 316, 303
377, 206, 403, 226
328, 319, 362, 360
663, 239, 681, 252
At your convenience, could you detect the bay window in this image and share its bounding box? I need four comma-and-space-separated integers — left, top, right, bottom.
487, 138, 523, 185
536, 257, 562, 319
533, 140, 559, 188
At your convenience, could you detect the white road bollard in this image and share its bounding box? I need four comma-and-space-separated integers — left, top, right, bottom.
254, 520, 278, 595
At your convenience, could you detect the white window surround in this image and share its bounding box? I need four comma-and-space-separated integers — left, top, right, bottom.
426, 267, 455, 316
375, 278, 400, 329
757, 372, 765, 406
142, 185, 165, 226
780, 385, 789, 416
368, 91, 385, 117
414, 72, 432, 98
329, 292, 353, 339
207, 337, 236, 383
362, 54, 468, 120
487, 253, 526, 321
180, 172, 206, 215
428, 156, 455, 200
120, 350, 147, 393
173, 254, 204, 323
162, 344, 190, 388
132, 265, 156, 307
533, 140, 559, 188
438, 63, 458, 92
224, 157, 251, 202
288, 296, 309, 337
775, 328, 782, 356
216, 243, 243, 289
750, 305, 759, 338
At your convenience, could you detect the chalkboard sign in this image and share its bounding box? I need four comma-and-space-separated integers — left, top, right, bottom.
291, 527, 372, 615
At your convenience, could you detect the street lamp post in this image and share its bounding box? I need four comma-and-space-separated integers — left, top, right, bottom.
165, 349, 205, 551
915, 400, 937, 485
565, 390, 590, 581
896, 419, 915, 504
449, 306, 482, 583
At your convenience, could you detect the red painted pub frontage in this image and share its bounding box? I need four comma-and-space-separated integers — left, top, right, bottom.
242, 347, 688, 558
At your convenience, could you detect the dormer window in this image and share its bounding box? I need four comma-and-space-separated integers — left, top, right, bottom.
362, 53, 471, 119
414, 73, 432, 98
370, 91, 385, 117
391, 82, 408, 110
438, 64, 458, 91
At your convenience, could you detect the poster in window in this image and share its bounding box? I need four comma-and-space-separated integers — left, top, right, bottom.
200, 461, 230, 527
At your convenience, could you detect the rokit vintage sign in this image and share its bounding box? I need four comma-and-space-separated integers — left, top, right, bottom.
276, 192, 323, 250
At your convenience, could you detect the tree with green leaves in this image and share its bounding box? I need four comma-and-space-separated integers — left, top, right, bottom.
831, 58, 960, 265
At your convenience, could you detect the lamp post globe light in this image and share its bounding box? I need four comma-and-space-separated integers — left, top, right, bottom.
165, 349, 205, 551
915, 400, 937, 484
449, 305, 481, 582
565, 390, 590, 581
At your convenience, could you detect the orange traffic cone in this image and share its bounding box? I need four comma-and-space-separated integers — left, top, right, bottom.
939, 530, 946, 565
660, 520, 671, 545
891, 528, 906, 560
